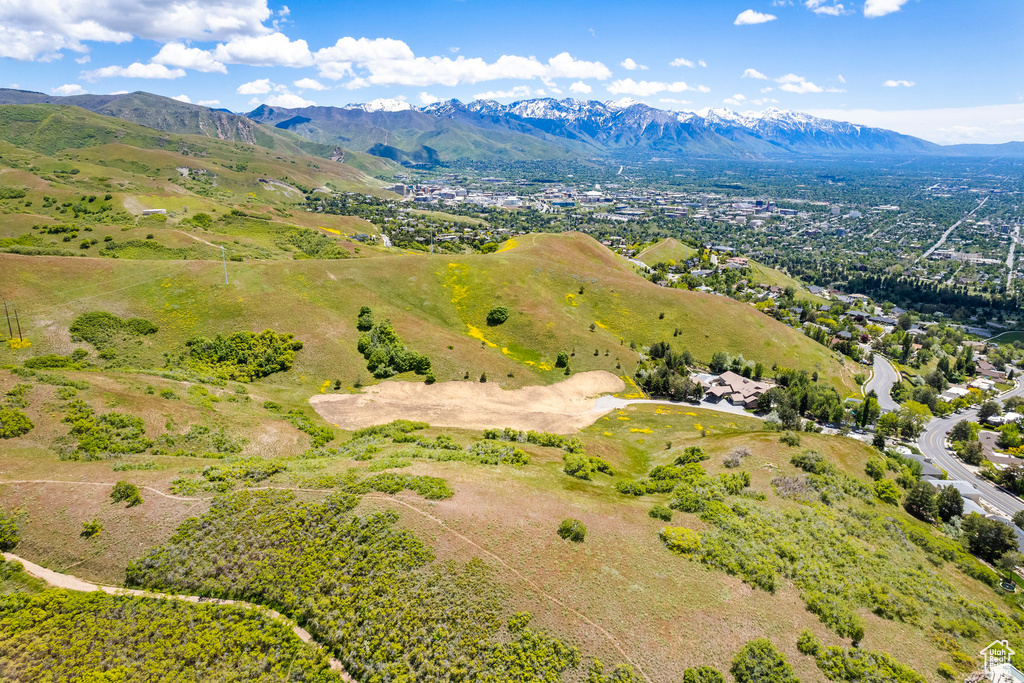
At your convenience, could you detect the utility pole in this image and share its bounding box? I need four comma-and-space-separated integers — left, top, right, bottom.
221, 246, 228, 285
2, 299, 11, 340
13, 306, 22, 341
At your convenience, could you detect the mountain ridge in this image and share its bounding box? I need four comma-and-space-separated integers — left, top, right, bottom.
0, 89, 1020, 163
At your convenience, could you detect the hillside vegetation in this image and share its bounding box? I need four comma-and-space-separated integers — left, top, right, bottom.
0, 232, 856, 395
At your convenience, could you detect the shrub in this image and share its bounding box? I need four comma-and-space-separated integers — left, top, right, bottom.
81, 519, 103, 538
660, 526, 701, 554
180, 330, 303, 381
796, 630, 821, 656
649, 504, 673, 521
0, 407, 33, 439
874, 478, 902, 505
557, 518, 586, 543
673, 446, 708, 465
904, 480, 938, 522
356, 306, 374, 332
779, 431, 801, 447
683, 667, 725, 683
0, 510, 19, 550
563, 453, 593, 480
731, 639, 799, 683
555, 351, 569, 368
357, 319, 430, 378
865, 456, 887, 480
69, 311, 157, 349
111, 481, 143, 507
1013, 510, 1024, 530
486, 306, 510, 325
937, 664, 956, 680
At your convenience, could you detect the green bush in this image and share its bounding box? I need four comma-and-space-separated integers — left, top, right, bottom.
0, 407, 33, 439
649, 504, 673, 521
563, 453, 593, 480
673, 446, 708, 465
356, 306, 374, 332
555, 351, 569, 368
69, 311, 157, 349
683, 666, 725, 683
874, 478, 902, 505
486, 306, 510, 325
356, 319, 430, 379
62, 400, 152, 458
0, 510, 20, 550
180, 330, 303, 381
865, 456, 887, 480
731, 639, 799, 683
110, 481, 143, 507
81, 519, 103, 538
660, 526, 701, 554
937, 663, 957, 680
557, 518, 586, 543
779, 431, 801, 447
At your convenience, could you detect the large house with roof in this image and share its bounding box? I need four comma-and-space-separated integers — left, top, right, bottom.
705, 371, 772, 408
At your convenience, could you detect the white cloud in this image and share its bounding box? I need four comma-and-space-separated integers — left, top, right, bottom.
864, 0, 912, 17
750, 97, 779, 105
75, 55, 90, 64
51, 83, 86, 96
314, 37, 611, 87
198, 99, 221, 106
606, 79, 700, 97
213, 31, 312, 67
418, 92, 439, 105
670, 57, 695, 68
569, 81, 592, 94
774, 73, 842, 94
806, 102, 1024, 144
883, 79, 915, 87
734, 9, 778, 25
152, 42, 227, 73
293, 77, 327, 90
237, 78, 273, 94
473, 85, 535, 101
742, 68, 768, 80
262, 93, 315, 108
83, 62, 186, 80
171, 94, 191, 103
658, 98, 692, 107
620, 58, 647, 71
723, 93, 747, 106
0, 0, 273, 61
837, 74, 846, 83
805, 0, 851, 15
698, 59, 707, 67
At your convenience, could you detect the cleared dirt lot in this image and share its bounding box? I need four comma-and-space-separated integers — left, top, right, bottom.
310, 371, 626, 433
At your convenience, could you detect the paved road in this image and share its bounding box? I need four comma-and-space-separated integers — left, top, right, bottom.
865, 355, 901, 413
918, 196, 989, 262
918, 382, 1024, 518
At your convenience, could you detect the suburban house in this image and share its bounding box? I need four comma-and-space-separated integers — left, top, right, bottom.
939, 386, 971, 402
978, 359, 1007, 380
705, 371, 772, 408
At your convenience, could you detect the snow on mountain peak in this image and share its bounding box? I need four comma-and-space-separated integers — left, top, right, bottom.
348, 98, 413, 113
606, 97, 643, 110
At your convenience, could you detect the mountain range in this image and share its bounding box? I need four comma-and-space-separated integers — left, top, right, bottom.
0, 88, 1020, 165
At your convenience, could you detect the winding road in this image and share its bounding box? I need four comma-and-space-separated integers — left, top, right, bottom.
865, 355, 902, 413
917, 382, 1024, 518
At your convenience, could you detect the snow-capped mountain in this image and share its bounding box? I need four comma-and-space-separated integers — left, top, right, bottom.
344, 97, 414, 113
247, 95, 958, 163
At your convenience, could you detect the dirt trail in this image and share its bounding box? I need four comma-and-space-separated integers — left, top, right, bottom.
0, 479, 649, 681
2, 551, 352, 679
173, 230, 219, 248
310, 370, 626, 434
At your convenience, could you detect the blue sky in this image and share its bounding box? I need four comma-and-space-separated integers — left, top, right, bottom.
1, 0, 1022, 143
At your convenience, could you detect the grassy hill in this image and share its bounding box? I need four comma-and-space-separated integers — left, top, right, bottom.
0, 232, 857, 397
636, 238, 698, 267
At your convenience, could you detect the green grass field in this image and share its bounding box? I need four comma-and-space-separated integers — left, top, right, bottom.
636, 238, 698, 266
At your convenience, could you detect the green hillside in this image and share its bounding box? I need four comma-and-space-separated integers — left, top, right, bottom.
0, 232, 857, 395
637, 238, 698, 266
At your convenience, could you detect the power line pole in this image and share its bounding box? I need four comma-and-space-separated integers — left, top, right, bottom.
221, 246, 228, 285
13, 306, 23, 341
2, 299, 11, 340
